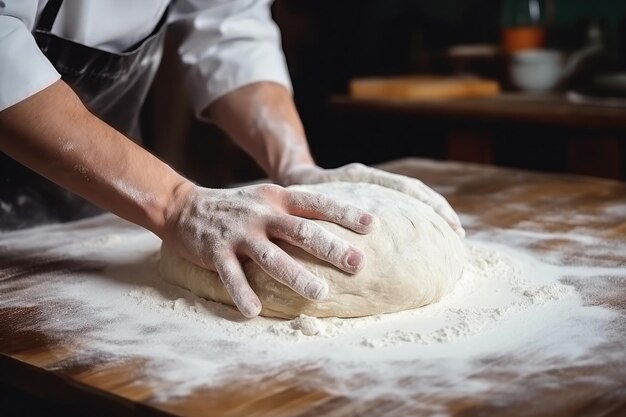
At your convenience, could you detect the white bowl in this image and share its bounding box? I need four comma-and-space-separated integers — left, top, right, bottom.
510, 49, 564, 92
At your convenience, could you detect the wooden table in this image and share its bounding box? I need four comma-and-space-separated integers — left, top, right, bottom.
1, 158, 626, 416
330, 95, 626, 179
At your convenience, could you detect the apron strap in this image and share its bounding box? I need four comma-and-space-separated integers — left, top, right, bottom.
123, 2, 171, 53
36, 0, 64, 32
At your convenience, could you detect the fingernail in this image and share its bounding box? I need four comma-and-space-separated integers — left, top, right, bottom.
359, 214, 373, 226
346, 251, 363, 268
457, 227, 466, 239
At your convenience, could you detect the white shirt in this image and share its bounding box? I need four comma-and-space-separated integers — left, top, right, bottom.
0, 0, 292, 115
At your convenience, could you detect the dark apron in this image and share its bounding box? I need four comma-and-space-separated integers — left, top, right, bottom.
0, 0, 169, 230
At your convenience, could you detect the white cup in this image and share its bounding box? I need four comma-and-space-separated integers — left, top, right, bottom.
510, 49, 564, 92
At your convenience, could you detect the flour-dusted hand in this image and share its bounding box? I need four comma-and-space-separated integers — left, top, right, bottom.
280, 164, 465, 238
161, 183, 374, 318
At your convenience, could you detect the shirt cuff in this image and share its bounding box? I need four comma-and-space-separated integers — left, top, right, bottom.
0, 16, 61, 111
182, 40, 293, 119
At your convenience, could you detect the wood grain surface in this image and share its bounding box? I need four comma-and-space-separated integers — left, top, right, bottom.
1, 158, 625, 416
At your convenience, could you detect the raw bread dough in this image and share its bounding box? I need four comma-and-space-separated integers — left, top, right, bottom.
159, 182, 466, 319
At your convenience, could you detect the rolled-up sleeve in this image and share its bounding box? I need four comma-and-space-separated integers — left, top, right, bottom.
0, 15, 60, 111
171, 0, 292, 117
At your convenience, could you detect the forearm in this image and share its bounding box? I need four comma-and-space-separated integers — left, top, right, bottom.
0, 80, 190, 236
205, 82, 315, 183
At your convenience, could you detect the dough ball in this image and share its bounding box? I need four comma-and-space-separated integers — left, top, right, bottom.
159, 182, 466, 319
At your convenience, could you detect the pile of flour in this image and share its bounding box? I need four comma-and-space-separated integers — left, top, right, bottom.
126, 242, 571, 347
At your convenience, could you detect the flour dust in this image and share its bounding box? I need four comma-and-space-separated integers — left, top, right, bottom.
0, 214, 617, 403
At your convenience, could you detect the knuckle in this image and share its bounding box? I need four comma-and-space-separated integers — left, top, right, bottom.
217, 223, 232, 240
325, 242, 338, 259
432, 194, 450, 209
259, 247, 276, 264
348, 162, 365, 169
346, 162, 366, 173
259, 250, 272, 263
282, 270, 300, 287
258, 183, 282, 196
324, 240, 345, 261
304, 192, 326, 211
420, 195, 435, 207
205, 243, 223, 259
295, 220, 314, 240
288, 270, 309, 290
342, 205, 359, 223
293, 192, 330, 214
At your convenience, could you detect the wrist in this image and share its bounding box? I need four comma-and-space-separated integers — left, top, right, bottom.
153, 178, 196, 240
205, 82, 318, 186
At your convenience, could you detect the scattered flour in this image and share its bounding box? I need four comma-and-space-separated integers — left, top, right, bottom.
126, 242, 573, 349
81, 234, 123, 249
0, 214, 619, 405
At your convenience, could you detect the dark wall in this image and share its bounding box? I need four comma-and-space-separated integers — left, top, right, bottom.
274, 0, 626, 171
274, 0, 502, 168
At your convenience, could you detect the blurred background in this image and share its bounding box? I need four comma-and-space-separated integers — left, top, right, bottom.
144, 0, 626, 186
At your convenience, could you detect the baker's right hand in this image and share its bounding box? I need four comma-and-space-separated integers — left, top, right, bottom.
162, 183, 374, 318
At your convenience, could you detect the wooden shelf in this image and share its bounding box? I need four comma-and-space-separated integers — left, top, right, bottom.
330, 93, 626, 132
329, 94, 626, 179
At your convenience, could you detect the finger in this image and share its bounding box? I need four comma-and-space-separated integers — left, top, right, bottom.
214, 254, 262, 318
284, 190, 374, 234
414, 185, 465, 236
246, 240, 329, 301
269, 216, 366, 273
372, 171, 465, 238
418, 188, 465, 238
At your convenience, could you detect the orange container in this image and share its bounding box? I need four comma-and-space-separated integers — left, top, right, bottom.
502, 26, 546, 53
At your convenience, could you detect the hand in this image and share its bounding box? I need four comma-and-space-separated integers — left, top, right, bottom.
162, 182, 374, 318
280, 163, 465, 238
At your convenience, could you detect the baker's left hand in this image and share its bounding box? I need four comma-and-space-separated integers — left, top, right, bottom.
280, 163, 465, 238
